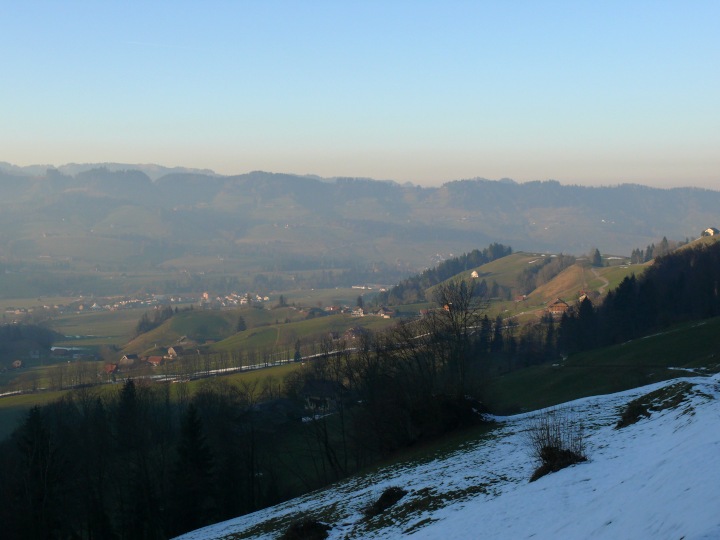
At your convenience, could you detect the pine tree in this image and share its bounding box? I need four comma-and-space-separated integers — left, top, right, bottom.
491, 315, 504, 353
644, 243, 655, 262
169, 403, 215, 536
15, 406, 64, 539
236, 315, 247, 332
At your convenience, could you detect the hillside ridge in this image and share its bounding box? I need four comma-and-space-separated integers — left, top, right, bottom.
176, 373, 720, 540
1, 166, 719, 277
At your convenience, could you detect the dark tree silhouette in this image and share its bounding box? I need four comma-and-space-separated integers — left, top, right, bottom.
169, 403, 215, 537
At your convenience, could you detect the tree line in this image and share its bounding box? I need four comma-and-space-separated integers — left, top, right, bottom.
0, 324, 61, 365
376, 243, 512, 305
0, 278, 521, 539
560, 241, 720, 354
2, 241, 718, 538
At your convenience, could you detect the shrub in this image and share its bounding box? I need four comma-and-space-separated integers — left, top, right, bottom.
527, 408, 587, 482
364, 486, 408, 518
280, 519, 331, 540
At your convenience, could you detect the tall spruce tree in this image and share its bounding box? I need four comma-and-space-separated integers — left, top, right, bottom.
169, 403, 215, 536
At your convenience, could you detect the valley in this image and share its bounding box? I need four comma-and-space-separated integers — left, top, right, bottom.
1, 168, 719, 540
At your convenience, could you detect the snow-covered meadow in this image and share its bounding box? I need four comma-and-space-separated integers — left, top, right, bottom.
177, 373, 720, 540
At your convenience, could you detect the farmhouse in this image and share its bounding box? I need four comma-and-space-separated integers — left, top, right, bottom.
546, 298, 570, 317
118, 354, 139, 367
373, 306, 395, 318
167, 346, 184, 358
343, 326, 368, 341
145, 356, 164, 367
702, 227, 719, 237
300, 379, 344, 413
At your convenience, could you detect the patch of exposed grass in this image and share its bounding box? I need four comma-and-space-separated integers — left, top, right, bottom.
279, 519, 331, 540
403, 516, 439, 534
615, 400, 651, 428
223, 503, 344, 540
616, 381, 695, 428
363, 486, 408, 518
354, 482, 492, 536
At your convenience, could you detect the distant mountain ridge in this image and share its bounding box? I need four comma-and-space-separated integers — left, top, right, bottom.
0, 161, 218, 181
0, 163, 718, 278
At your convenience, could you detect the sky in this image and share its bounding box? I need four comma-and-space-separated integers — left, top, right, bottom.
2, 1, 719, 188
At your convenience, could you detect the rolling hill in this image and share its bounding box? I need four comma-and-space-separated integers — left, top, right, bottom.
1, 165, 719, 300
176, 372, 720, 540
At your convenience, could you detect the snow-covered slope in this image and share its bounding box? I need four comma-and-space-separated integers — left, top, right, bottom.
177, 374, 720, 540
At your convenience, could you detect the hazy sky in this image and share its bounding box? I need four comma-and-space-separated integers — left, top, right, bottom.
2, 1, 719, 188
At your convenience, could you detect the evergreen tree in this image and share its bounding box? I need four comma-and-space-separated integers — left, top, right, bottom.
478, 314, 492, 355
135, 312, 152, 335
644, 243, 655, 262
236, 315, 247, 332
543, 313, 557, 360
169, 403, 215, 537
15, 406, 64, 539
116, 379, 140, 452
491, 315, 504, 353
576, 297, 597, 349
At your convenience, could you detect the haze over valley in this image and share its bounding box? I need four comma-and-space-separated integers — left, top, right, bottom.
3, 2, 720, 538
1, 162, 718, 300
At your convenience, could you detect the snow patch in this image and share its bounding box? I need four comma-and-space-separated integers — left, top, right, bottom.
176, 374, 720, 540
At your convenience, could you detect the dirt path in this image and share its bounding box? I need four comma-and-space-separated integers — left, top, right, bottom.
591, 267, 610, 294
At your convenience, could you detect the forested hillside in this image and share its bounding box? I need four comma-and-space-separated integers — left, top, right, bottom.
2, 240, 719, 538
1, 165, 718, 298
559, 238, 720, 354
376, 243, 512, 304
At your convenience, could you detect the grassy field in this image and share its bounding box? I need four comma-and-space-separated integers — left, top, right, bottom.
0, 359, 306, 441
465, 252, 547, 290
211, 312, 397, 353
3, 306, 720, 465
515, 262, 646, 316
0, 389, 71, 440
486, 317, 720, 414
0, 296, 80, 311
49, 308, 146, 346
437, 255, 645, 323
599, 262, 649, 290
280, 287, 383, 308
0, 247, 702, 445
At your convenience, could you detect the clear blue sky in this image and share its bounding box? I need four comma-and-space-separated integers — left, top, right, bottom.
2, 1, 718, 188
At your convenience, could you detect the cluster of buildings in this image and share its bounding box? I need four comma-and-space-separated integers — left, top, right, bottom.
4, 294, 196, 320
200, 291, 270, 309
4, 289, 274, 322
104, 345, 188, 375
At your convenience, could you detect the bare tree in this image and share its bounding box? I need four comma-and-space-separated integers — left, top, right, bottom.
428, 278, 488, 395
